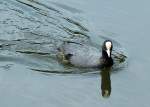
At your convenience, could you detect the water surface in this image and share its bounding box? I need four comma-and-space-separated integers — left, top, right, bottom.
0, 0, 149, 107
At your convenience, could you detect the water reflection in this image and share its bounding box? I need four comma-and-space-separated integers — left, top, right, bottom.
100, 67, 112, 97
0, 0, 133, 107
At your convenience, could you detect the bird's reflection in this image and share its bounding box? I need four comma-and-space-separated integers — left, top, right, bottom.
100, 67, 112, 98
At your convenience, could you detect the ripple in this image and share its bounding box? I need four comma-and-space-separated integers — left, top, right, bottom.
0, 0, 127, 75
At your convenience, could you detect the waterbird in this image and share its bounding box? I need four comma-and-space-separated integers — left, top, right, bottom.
57, 40, 113, 68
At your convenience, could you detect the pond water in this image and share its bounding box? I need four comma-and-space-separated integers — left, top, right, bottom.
0, 0, 149, 107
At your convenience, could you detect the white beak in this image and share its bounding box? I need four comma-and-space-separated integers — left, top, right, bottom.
106, 49, 111, 57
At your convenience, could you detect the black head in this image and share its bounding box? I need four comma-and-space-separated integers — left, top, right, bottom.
102, 40, 113, 58
100, 40, 113, 67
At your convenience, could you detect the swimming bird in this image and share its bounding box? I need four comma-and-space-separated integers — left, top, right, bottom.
57, 40, 113, 68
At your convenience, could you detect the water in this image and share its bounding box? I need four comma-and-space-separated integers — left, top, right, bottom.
0, 0, 149, 107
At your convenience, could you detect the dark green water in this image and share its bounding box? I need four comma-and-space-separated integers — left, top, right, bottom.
0, 0, 149, 107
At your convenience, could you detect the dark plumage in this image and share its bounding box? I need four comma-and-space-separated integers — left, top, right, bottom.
57, 40, 113, 68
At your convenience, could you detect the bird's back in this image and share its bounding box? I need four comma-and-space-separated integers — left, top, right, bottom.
62, 42, 101, 67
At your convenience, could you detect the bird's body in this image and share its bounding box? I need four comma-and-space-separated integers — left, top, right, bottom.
57, 40, 113, 68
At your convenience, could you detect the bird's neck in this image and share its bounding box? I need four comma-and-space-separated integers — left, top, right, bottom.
101, 50, 113, 67
102, 50, 111, 59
